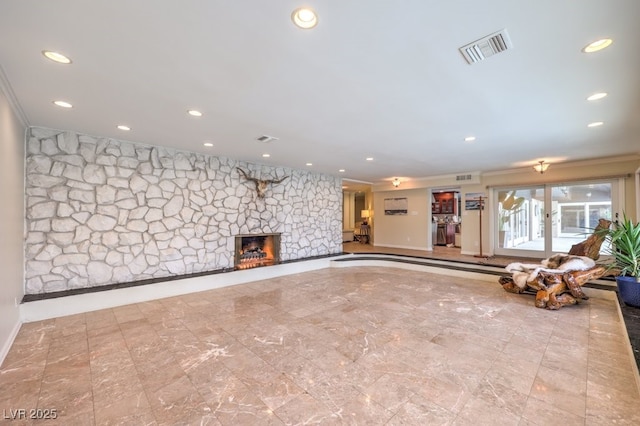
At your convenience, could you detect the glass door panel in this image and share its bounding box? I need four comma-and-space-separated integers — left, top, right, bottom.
495, 181, 616, 258
551, 183, 612, 254
496, 187, 545, 255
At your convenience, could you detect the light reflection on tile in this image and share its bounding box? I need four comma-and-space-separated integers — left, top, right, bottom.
1, 266, 638, 424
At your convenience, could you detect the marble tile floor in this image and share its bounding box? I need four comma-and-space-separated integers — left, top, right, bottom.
1, 266, 639, 425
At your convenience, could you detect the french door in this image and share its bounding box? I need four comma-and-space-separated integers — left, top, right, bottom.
494, 181, 618, 258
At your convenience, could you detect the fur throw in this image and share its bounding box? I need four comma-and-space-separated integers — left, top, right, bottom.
505, 254, 596, 289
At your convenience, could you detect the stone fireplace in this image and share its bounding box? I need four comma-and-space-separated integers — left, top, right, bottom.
234, 233, 281, 270
24, 127, 342, 294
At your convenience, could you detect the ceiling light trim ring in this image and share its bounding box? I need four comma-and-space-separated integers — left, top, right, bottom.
582, 38, 613, 53
53, 100, 73, 108
42, 50, 72, 64
587, 92, 607, 101
291, 8, 318, 29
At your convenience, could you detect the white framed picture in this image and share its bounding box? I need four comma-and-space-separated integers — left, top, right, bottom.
384, 197, 408, 215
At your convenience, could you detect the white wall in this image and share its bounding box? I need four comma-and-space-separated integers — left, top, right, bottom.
0, 83, 26, 364
369, 158, 639, 257
373, 188, 429, 250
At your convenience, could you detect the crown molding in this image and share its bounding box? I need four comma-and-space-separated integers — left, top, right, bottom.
481, 154, 640, 177
0, 64, 29, 127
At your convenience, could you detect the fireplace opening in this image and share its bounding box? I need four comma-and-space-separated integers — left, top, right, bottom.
234, 233, 281, 270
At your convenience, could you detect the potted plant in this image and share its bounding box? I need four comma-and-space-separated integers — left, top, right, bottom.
605, 215, 640, 307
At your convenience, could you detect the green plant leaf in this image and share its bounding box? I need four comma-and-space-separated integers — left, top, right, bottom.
605, 214, 640, 278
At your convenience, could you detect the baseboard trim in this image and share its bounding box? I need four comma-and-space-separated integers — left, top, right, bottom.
372, 243, 431, 251
460, 250, 495, 257
20, 256, 343, 322
0, 319, 21, 367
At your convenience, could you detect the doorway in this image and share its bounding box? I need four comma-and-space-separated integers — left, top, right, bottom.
342, 182, 372, 244
430, 188, 462, 251
493, 180, 618, 258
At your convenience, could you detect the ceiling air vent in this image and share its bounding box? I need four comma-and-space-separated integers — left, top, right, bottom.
459, 29, 512, 64
456, 174, 472, 181
256, 135, 279, 143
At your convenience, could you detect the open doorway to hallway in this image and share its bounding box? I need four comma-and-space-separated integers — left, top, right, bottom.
342, 181, 373, 244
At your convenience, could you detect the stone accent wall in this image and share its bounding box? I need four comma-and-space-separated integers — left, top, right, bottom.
24, 128, 342, 294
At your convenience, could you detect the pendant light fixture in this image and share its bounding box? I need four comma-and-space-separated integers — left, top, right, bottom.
533, 160, 550, 174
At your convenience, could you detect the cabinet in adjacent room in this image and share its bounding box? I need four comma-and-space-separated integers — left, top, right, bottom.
432, 192, 459, 216
446, 223, 456, 245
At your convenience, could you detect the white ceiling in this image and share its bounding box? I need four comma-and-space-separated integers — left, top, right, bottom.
1, 0, 639, 185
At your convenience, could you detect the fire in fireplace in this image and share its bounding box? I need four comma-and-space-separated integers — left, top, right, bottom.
234, 233, 281, 270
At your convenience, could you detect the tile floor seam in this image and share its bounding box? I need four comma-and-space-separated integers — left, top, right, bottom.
83, 316, 100, 426
116, 313, 161, 425
219, 327, 299, 421
35, 329, 55, 422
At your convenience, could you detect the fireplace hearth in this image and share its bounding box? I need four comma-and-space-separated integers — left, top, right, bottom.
234, 233, 281, 270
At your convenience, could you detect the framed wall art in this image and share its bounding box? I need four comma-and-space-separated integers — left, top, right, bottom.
384, 197, 408, 215
465, 192, 486, 210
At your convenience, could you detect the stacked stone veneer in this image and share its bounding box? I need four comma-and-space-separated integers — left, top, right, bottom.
25, 127, 342, 294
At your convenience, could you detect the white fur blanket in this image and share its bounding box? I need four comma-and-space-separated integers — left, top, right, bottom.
505, 254, 596, 289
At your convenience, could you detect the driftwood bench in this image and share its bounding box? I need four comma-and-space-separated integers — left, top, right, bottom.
499, 265, 608, 309
498, 219, 612, 309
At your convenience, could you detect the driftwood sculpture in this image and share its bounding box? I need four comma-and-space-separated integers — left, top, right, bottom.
499, 219, 613, 309
499, 263, 608, 309
568, 218, 611, 260
236, 168, 289, 198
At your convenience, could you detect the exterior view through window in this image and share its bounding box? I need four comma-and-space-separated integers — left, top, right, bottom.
496, 182, 613, 257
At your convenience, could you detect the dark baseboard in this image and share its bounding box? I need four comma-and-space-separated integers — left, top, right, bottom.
22, 252, 347, 303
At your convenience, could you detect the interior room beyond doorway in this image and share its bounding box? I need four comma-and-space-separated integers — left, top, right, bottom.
431, 188, 461, 250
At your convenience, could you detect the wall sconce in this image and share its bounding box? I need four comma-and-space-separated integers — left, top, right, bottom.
533, 160, 550, 174
392, 178, 400, 187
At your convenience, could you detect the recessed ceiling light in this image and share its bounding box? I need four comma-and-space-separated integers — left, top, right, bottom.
582, 38, 613, 53
339, 169, 345, 173
42, 50, 71, 64
306, 162, 313, 166
203, 142, 214, 147
117, 125, 130, 131
366, 157, 374, 161
53, 100, 72, 108
587, 92, 608, 101
291, 8, 318, 29
262, 153, 270, 158
464, 136, 476, 142
188, 110, 203, 117
588, 121, 604, 127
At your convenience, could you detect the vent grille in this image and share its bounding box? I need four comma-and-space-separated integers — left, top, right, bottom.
256, 135, 279, 143
456, 174, 473, 181
459, 29, 512, 64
